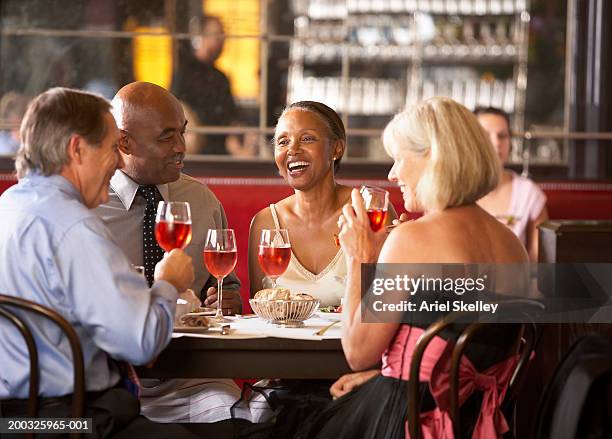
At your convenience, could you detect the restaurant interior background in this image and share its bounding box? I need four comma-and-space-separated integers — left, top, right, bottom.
0, 0, 610, 178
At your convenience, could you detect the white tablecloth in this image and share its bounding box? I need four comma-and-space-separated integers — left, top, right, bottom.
173, 315, 342, 341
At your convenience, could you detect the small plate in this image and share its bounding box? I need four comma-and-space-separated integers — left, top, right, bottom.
317, 311, 341, 322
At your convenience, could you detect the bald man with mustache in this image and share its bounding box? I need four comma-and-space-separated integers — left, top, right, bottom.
95, 82, 246, 423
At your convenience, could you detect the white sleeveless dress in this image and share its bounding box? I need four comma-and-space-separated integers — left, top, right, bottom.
265, 204, 347, 307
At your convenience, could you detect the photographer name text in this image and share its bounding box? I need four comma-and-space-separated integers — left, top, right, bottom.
371, 300, 498, 314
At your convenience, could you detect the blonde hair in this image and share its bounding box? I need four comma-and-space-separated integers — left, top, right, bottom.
383, 97, 499, 212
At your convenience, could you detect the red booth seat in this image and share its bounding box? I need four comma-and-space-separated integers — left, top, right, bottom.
539, 181, 612, 220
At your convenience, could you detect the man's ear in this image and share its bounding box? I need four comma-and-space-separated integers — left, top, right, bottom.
118, 129, 131, 154
66, 134, 85, 165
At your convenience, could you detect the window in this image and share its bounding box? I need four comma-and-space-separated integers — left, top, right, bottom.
0, 0, 577, 172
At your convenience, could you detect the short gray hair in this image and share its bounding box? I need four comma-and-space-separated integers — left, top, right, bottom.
383, 97, 499, 212
15, 87, 111, 178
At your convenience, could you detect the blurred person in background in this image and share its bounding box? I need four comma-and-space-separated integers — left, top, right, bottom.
0, 91, 29, 154
180, 100, 206, 154
475, 107, 548, 262
173, 14, 256, 157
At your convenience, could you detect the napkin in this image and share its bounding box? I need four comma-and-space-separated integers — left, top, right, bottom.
174, 288, 201, 323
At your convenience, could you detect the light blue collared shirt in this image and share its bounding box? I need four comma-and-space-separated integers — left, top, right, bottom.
0, 173, 178, 398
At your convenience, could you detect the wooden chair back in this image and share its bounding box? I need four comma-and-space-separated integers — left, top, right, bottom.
0, 294, 85, 422
449, 321, 537, 437
408, 299, 543, 439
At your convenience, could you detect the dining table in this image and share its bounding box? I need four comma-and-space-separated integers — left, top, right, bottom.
138, 313, 352, 379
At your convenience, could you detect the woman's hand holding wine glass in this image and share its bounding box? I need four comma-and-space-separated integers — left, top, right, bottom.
337, 188, 388, 264
360, 185, 389, 232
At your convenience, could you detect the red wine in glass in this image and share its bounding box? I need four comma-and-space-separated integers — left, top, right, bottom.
204, 250, 238, 278
360, 186, 389, 232
204, 229, 237, 323
366, 209, 388, 232
258, 229, 291, 289
155, 201, 192, 250
258, 245, 291, 277
155, 221, 193, 252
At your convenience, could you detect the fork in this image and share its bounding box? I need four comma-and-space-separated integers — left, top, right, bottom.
313, 320, 340, 336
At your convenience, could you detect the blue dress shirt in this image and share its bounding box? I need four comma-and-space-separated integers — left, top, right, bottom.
0, 174, 178, 398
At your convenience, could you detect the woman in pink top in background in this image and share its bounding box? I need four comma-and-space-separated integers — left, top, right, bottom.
270, 98, 529, 439
475, 107, 548, 262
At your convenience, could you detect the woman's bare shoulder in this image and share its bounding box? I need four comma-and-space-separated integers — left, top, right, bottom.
251, 205, 274, 231
253, 194, 302, 231
451, 207, 529, 262
337, 184, 354, 199
379, 207, 528, 264
379, 219, 435, 263
273, 194, 297, 213
487, 216, 529, 262
391, 218, 432, 239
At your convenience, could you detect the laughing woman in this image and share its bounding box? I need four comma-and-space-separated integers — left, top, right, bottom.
248, 101, 396, 306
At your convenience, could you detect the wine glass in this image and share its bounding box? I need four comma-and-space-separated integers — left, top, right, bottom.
155, 201, 193, 251
258, 229, 291, 290
203, 229, 237, 323
360, 186, 389, 232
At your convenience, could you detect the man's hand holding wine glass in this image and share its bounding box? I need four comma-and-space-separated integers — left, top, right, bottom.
154, 249, 195, 294
153, 201, 195, 296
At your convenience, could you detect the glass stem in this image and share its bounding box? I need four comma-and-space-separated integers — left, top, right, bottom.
215, 276, 224, 319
